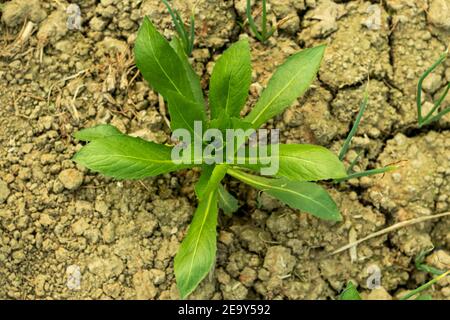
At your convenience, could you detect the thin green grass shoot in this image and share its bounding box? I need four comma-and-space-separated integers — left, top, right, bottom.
246, 0, 276, 43
400, 270, 450, 300
335, 87, 397, 182
417, 48, 449, 127
415, 249, 445, 276
162, 0, 196, 56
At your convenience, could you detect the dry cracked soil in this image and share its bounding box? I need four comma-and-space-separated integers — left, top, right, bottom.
0, 0, 449, 300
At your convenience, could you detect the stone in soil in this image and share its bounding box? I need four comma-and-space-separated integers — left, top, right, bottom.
0, 179, 10, 203
58, 169, 84, 191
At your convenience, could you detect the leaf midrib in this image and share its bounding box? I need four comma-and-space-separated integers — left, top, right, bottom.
147, 27, 185, 98
249, 51, 319, 126
235, 154, 316, 165
230, 169, 331, 214
87, 153, 173, 164
223, 59, 232, 116
184, 191, 215, 289
250, 69, 303, 126
171, 102, 204, 142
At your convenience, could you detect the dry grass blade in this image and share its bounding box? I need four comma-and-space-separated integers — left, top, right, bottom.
331, 212, 450, 256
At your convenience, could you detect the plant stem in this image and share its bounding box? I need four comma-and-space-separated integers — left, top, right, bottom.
334, 165, 396, 183
347, 150, 363, 174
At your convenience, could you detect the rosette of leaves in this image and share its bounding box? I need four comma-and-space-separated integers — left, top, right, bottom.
73, 17, 350, 298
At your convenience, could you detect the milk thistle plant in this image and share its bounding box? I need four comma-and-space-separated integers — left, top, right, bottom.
73, 16, 391, 298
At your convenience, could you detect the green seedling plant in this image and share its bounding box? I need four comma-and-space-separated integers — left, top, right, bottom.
335, 88, 397, 181
162, 0, 195, 56
246, 0, 276, 43
399, 270, 450, 300
73, 16, 391, 298
415, 248, 445, 276
417, 48, 450, 127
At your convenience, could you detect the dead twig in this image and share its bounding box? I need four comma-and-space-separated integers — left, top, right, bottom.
331, 212, 450, 256
47, 69, 88, 107
69, 84, 85, 121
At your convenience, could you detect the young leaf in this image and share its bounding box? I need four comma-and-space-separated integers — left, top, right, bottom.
209, 39, 252, 119
340, 281, 362, 300
208, 113, 230, 132
170, 37, 205, 105
208, 115, 253, 137
135, 17, 201, 104
236, 144, 347, 181
218, 184, 239, 216
227, 168, 341, 221
73, 135, 192, 179
166, 91, 206, 140
194, 165, 215, 197
245, 45, 326, 128
198, 164, 228, 200
230, 118, 254, 131
74, 124, 122, 142
174, 190, 218, 299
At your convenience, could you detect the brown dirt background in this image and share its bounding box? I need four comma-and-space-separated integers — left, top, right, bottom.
0, 0, 449, 299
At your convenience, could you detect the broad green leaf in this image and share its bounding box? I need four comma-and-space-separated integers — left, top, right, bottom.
227, 168, 341, 221
135, 17, 200, 104
73, 135, 191, 179
170, 37, 205, 105
195, 165, 214, 197
209, 39, 252, 119
340, 281, 362, 300
166, 91, 206, 140
74, 124, 122, 142
175, 190, 218, 299
245, 45, 326, 128
218, 184, 239, 216
236, 144, 347, 181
